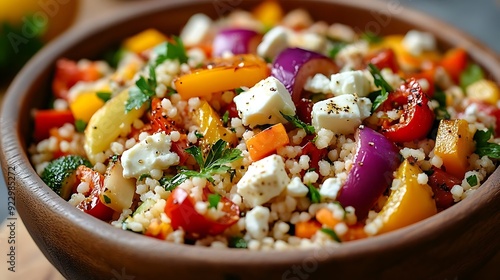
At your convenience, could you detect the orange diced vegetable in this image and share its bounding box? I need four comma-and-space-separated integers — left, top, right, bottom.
174, 54, 269, 99
372, 160, 437, 234
434, 119, 475, 178
342, 223, 368, 242
466, 79, 500, 105
69, 92, 106, 123
145, 219, 173, 240
315, 208, 340, 228
246, 123, 289, 161
440, 48, 467, 83
252, 0, 284, 28
295, 220, 321, 238
123, 29, 167, 54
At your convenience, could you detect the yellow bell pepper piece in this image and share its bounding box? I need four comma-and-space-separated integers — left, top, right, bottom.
194, 100, 237, 146
84, 88, 147, 164
373, 160, 437, 234
174, 54, 269, 99
123, 29, 167, 54
434, 119, 475, 179
252, 0, 284, 28
69, 92, 106, 123
466, 79, 500, 105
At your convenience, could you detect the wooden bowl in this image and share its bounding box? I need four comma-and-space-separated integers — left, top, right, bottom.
1, 0, 499, 279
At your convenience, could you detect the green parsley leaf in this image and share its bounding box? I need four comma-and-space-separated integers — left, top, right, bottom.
307, 184, 321, 204
474, 129, 500, 159
320, 228, 342, 243
368, 63, 394, 111
75, 119, 87, 133
280, 112, 315, 134
194, 131, 204, 139
208, 193, 221, 209
109, 155, 119, 163
361, 32, 382, 44
466, 174, 478, 187
103, 195, 112, 204
235, 87, 245, 95
155, 36, 189, 66
96, 91, 112, 102
432, 90, 451, 120
222, 110, 230, 125
138, 174, 151, 181
328, 42, 347, 59
166, 86, 178, 96
460, 63, 484, 90
164, 139, 243, 190
125, 66, 157, 113
228, 236, 248, 249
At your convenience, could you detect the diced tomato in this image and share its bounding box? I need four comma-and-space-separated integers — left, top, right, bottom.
34, 109, 75, 142
406, 67, 436, 97
378, 79, 435, 143
296, 98, 313, 124
221, 101, 239, 119
52, 58, 102, 100
427, 166, 462, 210
300, 141, 327, 171
165, 187, 239, 239
367, 48, 399, 73
75, 166, 114, 221
472, 102, 500, 137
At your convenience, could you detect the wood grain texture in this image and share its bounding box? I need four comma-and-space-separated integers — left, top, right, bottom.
0, 0, 499, 279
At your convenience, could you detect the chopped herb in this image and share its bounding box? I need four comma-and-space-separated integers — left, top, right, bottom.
328, 42, 347, 59
466, 174, 478, 187
96, 91, 112, 102
235, 87, 245, 95
208, 193, 221, 209
306, 168, 316, 173
432, 90, 451, 120
75, 119, 87, 132
110, 154, 119, 163
320, 228, 342, 243
361, 31, 382, 44
460, 63, 484, 90
164, 139, 243, 190
166, 86, 178, 96
194, 131, 204, 139
473, 129, 500, 159
138, 174, 151, 181
125, 65, 157, 113
222, 110, 230, 125
103, 195, 112, 204
228, 236, 248, 249
280, 112, 315, 134
103, 47, 126, 68
424, 169, 435, 177
155, 36, 189, 66
307, 184, 321, 204
368, 63, 393, 111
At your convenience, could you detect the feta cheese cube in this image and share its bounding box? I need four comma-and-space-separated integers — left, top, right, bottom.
180, 13, 212, 47
402, 30, 436, 56
237, 155, 290, 207
121, 132, 180, 179
329, 70, 370, 97
245, 206, 270, 240
286, 177, 309, 197
311, 94, 372, 134
304, 74, 332, 94
257, 26, 289, 60
234, 77, 296, 128
320, 177, 342, 200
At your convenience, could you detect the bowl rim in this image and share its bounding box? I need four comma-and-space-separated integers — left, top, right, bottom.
1, 0, 500, 269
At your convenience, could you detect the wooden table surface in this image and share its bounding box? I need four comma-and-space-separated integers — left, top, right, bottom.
1, 0, 499, 279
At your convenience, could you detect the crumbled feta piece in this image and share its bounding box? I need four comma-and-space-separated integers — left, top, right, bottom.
121, 132, 180, 179
237, 155, 290, 207
234, 76, 296, 127
286, 177, 309, 197
257, 26, 289, 60
290, 31, 327, 53
329, 70, 370, 97
304, 74, 332, 94
402, 30, 436, 56
245, 206, 270, 240
180, 13, 212, 47
319, 177, 342, 200
311, 94, 372, 134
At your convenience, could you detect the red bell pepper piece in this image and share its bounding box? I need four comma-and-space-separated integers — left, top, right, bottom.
52, 58, 102, 100
427, 166, 462, 210
76, 166, 115, 221
34, 109, 75, 142
440, 48, 467, 83
367, 48, 399, 74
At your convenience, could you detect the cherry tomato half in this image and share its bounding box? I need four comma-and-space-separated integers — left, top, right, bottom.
76, 166, 115, 221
